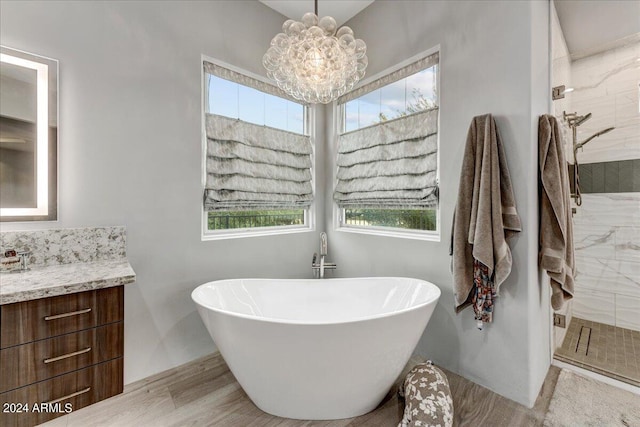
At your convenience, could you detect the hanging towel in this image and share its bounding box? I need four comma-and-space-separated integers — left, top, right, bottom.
539, 115, 575, 310
450, 114, 521, 327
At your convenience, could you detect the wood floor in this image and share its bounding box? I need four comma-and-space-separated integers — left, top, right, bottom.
40, 352, 559, 427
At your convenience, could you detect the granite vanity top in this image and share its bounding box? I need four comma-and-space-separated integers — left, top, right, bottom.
0, 259, 136, 305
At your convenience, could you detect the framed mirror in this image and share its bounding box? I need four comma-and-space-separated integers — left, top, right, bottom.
0, 46, 58, 222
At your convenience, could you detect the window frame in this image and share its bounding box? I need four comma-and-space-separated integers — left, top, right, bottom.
200, 55, 316, 241
333, 46, 441, 241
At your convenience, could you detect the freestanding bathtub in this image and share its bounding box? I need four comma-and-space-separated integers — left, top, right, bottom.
191, 277, 440, 420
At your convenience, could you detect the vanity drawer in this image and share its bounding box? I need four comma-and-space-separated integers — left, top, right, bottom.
0, 286, 124, 349
0, 322, 123, 393
0, 358, 123, 427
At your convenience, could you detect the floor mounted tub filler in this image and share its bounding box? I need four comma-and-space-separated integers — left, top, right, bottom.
191, 277, 441, 420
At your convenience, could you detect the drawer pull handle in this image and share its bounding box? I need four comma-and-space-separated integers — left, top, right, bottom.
45, 387, 91, 405
44, 308, 92, 321
44, 347, 92, 364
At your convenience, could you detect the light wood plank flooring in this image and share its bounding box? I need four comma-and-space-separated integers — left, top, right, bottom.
40, 352, 559, 427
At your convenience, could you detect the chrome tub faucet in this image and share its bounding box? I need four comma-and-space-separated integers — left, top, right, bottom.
312, 232, 336, 278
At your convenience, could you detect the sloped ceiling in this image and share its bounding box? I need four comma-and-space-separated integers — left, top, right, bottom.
260, 0, 640, 60
259, 0, 374, 27
555, 0, 640, 58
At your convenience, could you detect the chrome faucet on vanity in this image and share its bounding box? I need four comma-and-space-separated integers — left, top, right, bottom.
312, 232, 336, 278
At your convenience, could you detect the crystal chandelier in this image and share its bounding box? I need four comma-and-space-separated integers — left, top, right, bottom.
263, 0, 368, 104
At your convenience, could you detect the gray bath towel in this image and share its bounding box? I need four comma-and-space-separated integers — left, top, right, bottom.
539, 115, 575, 310
451, 115, 521, 316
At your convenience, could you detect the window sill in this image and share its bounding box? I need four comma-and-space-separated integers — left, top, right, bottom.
336, 224, 440, 242
201, 225, 315, 241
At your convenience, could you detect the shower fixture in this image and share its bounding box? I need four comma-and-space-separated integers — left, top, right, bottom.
574, 127, 615, 151
552, 85, 574, 100
563, 111, 591, 127
574, 113, 591, 127
563, 111, 615, 206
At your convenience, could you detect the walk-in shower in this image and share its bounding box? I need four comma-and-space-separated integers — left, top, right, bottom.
563, 111, 615, 206
551, 0, 640, 390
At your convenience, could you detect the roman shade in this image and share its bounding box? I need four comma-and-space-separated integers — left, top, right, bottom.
337, 52, 439, 105
333, 107, 439, 209
204, 61, 305, 104
204, 114, 313, 211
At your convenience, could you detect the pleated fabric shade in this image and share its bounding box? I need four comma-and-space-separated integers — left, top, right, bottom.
334, 107, 439, 209
204, 114, 313, 211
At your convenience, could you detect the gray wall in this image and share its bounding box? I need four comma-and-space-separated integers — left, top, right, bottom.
1, 0, 551, 408
326, 0, 551, 407
0, 0, 326, 385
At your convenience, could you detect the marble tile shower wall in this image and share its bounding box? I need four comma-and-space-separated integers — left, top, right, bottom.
568, 40, 640, 333
570, 41, 639, 164
573, 194, 640, 332
0, 226, 127, 266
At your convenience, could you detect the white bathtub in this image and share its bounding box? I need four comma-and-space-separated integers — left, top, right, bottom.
191, 277, 440, 420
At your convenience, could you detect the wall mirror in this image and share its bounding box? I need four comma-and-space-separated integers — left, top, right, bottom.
0, 46, 58, 222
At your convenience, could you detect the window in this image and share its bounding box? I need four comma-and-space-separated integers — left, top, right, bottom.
334, 50, 440, 239
202, 58, 313, 239
344, 66, 437, 132
207, 74, 304, 134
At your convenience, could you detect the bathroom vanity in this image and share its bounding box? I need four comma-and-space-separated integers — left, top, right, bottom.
0, 227, 135, 426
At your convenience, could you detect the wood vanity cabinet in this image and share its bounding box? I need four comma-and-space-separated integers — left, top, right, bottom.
0, 286, 124, 427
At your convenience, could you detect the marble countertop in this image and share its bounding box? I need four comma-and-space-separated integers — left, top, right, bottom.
0, 259, 136, 305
